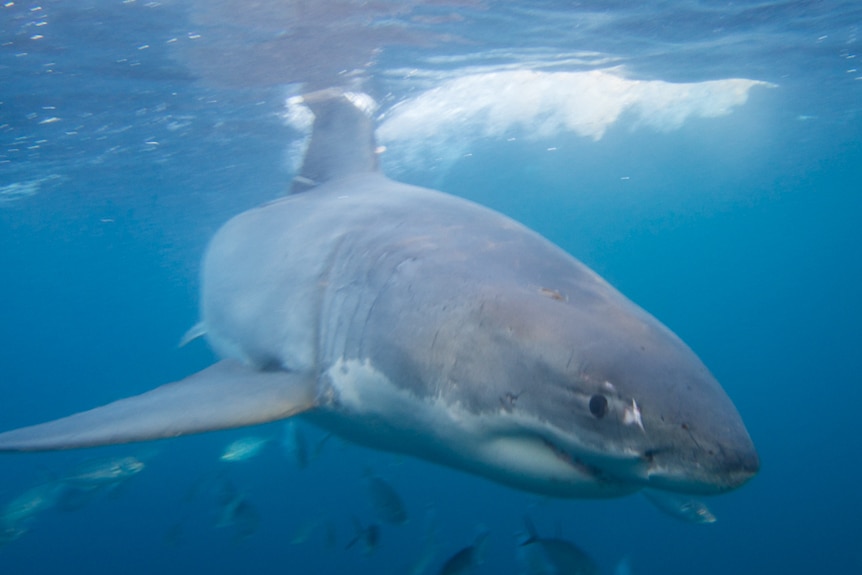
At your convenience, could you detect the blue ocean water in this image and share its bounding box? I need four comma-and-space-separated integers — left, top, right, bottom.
1, 1, 860, 574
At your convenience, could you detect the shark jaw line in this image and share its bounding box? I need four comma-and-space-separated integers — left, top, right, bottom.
318, 357, 643, 498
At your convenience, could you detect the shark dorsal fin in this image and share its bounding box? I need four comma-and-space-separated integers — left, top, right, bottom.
290, 89, 379, 194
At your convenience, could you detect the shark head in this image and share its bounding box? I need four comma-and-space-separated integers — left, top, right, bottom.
467, 279, 760, 496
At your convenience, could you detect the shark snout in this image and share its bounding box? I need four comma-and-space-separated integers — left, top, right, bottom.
713, 433, 760, 489
694, 402, 760, 491
641, 419, 760, 494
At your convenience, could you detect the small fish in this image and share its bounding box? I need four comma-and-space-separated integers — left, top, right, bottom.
518, 517, 599, 575
312, 432, 333, 460
56, 455, 146, 510
209, 474, 241, 507
61, 455, 145, 486
219, 435, 270, 462
365, 472, 408, 525
0, 481, 65, 548
642, 489, 717, 524
0, 524, 28, 548
407, 508, 440, 575
215, 486, 259, 541
345, 516, 380, 555
228, 497, 259, 541
1, 482, 64, 529
438, 531, 489, 575
290, 514, 325, 545
281, 422, 331, 469
280, 422, 309, 469
181, 471, 256, 540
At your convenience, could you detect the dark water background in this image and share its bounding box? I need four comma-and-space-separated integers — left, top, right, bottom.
1, 1, 860, 574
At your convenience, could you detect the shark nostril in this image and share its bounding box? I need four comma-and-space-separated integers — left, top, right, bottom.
739, 449, 761, 475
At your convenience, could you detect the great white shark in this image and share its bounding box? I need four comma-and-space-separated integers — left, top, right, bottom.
0, 90, 758, 498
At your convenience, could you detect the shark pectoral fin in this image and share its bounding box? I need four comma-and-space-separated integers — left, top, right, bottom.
0, 359, 318, 452
178, 321, 207, 348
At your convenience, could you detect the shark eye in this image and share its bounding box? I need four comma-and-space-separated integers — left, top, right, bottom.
589, 394, 608, 418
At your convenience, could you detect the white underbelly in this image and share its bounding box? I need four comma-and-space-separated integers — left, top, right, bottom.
310, 357, 634, 498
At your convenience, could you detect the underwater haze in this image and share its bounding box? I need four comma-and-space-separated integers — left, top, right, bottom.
1, 1, 860, 574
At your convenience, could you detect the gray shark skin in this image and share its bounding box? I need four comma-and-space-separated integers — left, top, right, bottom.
0, 92, 758, 498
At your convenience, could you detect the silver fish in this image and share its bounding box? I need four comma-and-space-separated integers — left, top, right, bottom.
365, 473, 408, 525
56, 455, 146, 510
518, 517, 599, 575
345, 516, 380, 555
438, 532, 489, 575
1, 482, 64, 531
61, 455, 145, 486
214, 478, 259, 541
219, 435, 270, 462
642, 489, 717, 524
